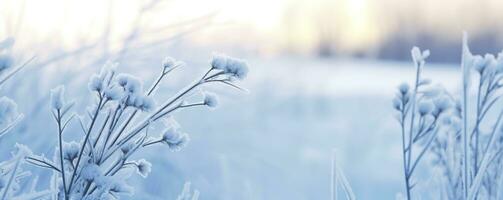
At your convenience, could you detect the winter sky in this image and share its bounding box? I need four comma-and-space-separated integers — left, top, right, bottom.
1, 0, 503, 55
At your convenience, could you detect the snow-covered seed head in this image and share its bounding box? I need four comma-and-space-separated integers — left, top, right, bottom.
163, 56, 177, 69
0, 54, 13, 71
433, 95, 452, 114
211, 53, 249, 80
116, 74, 130, 87
116, 74, 143, 94
398, 83, 409, 95
120, 142, 135, 155
127, 95, 155, 112
136, 159, 152, 178
162, 56, 184, 70
63, 141, 80, 161
138, 96, 156, 112
103, 86, 124, 101
418, 100, 434, 116
50, 85, 66, 110
225, 57, 249, 80
392, 97, 402, 111
161, 128, 189, 152
411, 46, 430, 64
88, 74, 105, 92
211, 53, 228, 70
90, 61, 118, 92
475, 54, 495, 74
203, 92, 219, 108
81, 164, 102, 181
0, 97, 19, 126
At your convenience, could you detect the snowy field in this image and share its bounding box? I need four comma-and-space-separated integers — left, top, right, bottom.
0, 54, 462, 199
58, 57, 466, 199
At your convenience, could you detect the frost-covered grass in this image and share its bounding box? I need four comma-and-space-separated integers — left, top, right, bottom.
0, 40, 250, 199
393, 33, 503, 199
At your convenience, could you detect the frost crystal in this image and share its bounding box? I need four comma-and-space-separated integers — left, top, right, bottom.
50, 85, 66, 110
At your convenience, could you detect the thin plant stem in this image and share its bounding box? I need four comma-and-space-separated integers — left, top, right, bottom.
67, 96, 103, 194
56, 110, 68, 198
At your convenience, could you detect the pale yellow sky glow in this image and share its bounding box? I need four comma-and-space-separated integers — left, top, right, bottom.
1, 0, 502, 55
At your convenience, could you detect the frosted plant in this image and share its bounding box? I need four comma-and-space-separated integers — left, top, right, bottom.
0, 144, 54, 200
25, 54, 248, 199
394, 34, 503, 200
0, 38, 26, 138
0, 38, 49, 200
393, 46, 446, 200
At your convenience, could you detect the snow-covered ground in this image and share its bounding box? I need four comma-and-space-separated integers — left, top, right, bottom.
134, 57, 461, 199
0, 56, 462, 199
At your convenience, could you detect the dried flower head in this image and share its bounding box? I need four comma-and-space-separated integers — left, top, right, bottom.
50, 85, 66, 110
203, 92, 219, 108
162, 56, 184, 70
161, 128, 189, 152
411, 46, 430, 64
63, 141, 80, 161
103, 86, 124, 101
135, 159, 152, 178
398, 83, 410, 95
418, 100, 434, 116
211, 53, 249, 80
81, 164, 102, 181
